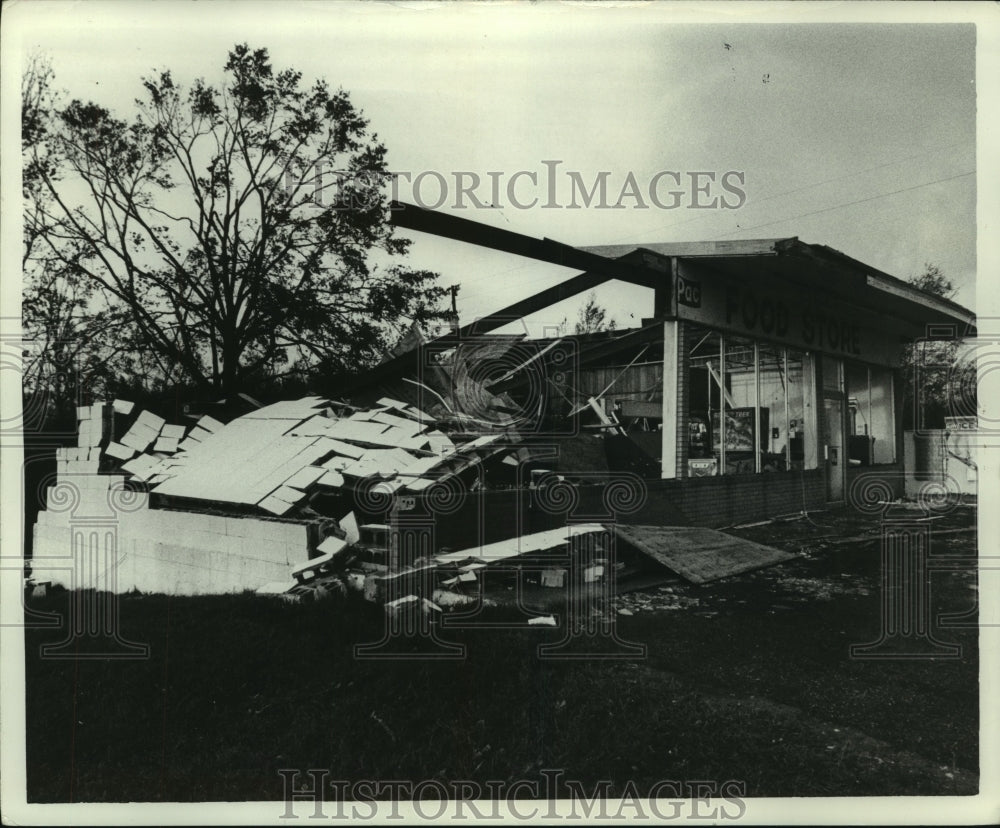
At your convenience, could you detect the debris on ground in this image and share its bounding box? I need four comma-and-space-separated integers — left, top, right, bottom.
29, 390, 940, 621
612, 524, 796, 584
30, 394, 525, 596
773, 576, 872, 601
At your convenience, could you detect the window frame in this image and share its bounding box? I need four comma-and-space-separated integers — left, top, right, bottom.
683, 323, 823, 477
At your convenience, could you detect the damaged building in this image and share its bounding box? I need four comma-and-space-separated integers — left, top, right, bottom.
28, 203, 975, 602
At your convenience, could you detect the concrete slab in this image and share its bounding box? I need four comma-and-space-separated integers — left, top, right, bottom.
436, 524, 606, 565
283, 466, 326, 490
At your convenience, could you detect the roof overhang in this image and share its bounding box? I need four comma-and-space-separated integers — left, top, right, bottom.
585, 237, 975, 337
360, 203, 976, 391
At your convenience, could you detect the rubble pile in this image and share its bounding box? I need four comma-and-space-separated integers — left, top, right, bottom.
28, 392, 795, 610
111, 395, 517, 510
29, 394, 521, 596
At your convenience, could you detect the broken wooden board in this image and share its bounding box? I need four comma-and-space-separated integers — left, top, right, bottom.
611, 524, 795, 584
436, 523, 606, 566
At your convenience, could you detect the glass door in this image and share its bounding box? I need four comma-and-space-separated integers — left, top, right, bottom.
822, 397, 845, 501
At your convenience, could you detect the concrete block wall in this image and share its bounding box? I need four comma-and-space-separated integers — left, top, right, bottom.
31, 452, 310, 594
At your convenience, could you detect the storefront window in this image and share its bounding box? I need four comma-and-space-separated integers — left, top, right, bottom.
685, 323, 819, 476
847, 363, 896, 465
822, 355, 844, 394
720, 337, 758, 475
686, 326, 722, 477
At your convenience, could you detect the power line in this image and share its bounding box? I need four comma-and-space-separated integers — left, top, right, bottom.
604, 141, 971, 245
717, 170, 974, 238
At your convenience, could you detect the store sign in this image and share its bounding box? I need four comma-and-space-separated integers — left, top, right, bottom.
674, 261, 896, 364
724, 285, 862, 355
675, 273, 702, 307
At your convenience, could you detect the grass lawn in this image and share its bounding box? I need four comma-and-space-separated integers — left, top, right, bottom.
23, 506, 978, 802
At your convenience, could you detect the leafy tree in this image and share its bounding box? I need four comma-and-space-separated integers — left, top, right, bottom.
574, 292, 617, 335
23, 45, 445, 397
902, 263, 967, 430
908, 263, 956, 300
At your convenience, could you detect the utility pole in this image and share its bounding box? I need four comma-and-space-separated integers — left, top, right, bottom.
448, 284, 460, 333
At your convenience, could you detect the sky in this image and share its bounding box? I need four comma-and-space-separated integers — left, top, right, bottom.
5, 1, 989, 335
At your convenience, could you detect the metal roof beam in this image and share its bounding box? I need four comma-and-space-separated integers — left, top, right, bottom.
390, 201, 660, 288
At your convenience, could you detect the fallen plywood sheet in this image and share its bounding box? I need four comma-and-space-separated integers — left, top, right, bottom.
436, 523, 606, 566
611, 524, 795, 584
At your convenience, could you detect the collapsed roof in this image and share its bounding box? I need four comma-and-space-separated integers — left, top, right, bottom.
103, 395, 519, 516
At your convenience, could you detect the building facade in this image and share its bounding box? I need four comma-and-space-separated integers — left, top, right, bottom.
363, 205, 976, 527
